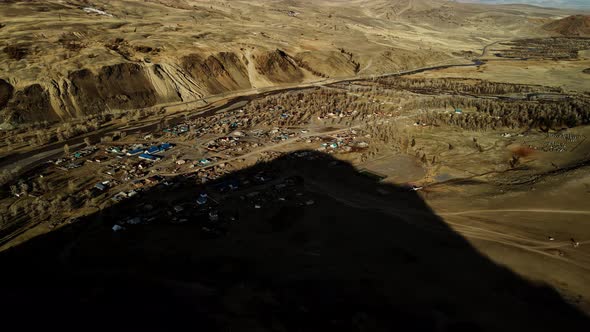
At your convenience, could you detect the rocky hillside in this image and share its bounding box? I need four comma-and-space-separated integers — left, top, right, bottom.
543, 15, 590, 36
0, 0, 578, 125
0, 49, 322, 124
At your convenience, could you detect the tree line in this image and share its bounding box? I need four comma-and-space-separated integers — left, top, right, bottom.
417, 98, 590, 131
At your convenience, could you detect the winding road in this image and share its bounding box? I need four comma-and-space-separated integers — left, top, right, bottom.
0, 52, 490, 174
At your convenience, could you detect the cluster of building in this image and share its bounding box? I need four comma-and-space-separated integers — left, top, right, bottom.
537, 141, 569, 153
317, 108, 359, 120
547, 132, 583, 143
205, 136, 242, 153
124, 143, 173, 161
53, 146, 100, 170
315, 130, 369, 153
162, 124, 189, 136
525, 132, 584, 153
193, 163, 233, 184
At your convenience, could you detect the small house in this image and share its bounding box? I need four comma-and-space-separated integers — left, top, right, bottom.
107, 147, 122, 154
209, 211, 219, 222
112, 225, 125, 232
197, 193, 208, 205
126, 217, 142, 225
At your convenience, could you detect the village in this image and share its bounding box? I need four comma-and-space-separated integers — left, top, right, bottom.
3, 77, 589, 243
21, 88, 383, 235
2, 0, 590, 328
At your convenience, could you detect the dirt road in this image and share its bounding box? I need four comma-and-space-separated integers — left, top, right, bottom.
440, 209, 590, 216
0, 56, 486, 173
305, 178, 590, 272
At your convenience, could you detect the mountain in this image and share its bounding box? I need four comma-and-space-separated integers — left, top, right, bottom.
543, 15, 590, 35
0, 0, 579, 125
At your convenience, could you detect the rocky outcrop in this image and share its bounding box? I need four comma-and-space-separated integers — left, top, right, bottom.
69, 63, 159, 115
146, 63, 204, 103
254, 50, 305, 84
0, 49, 361, 125
0, 49, 318, 124
5, 84, 56, 123
181, 52, 251, 94
543, 15, 590, 36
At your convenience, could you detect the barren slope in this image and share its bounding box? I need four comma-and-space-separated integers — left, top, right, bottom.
0, 0, 580, 124
543, 15, 590, 36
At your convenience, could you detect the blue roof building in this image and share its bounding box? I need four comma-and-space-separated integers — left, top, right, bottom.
146, 146, 160, 154
127, 148, 144, 156
139, 153, 161, 161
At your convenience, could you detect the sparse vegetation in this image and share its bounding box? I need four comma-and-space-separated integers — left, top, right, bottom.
378, 77, 563, 95
0, 166, 21, 186
493, 37, 590, 60
104, 38, 133, 60
3, 45, 28, 60
1, 3, 590, 328
417, 98, 590, 130
58, 32, 87, 52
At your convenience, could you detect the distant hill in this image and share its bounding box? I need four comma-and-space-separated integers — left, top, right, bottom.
460, 0, 590, 10
543, 15, 590, 36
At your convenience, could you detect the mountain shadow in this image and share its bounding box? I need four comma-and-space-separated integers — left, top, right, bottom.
0, 150, 588, 331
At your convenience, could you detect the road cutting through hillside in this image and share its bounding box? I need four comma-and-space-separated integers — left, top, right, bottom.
0, 56, 487, 173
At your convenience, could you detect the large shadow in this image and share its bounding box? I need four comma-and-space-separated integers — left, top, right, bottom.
0, 151, 588, 331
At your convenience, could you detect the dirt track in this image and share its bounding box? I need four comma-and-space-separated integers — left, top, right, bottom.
307, 178, 590, 274
0, 59, 483, 173
440, 209, 590, 216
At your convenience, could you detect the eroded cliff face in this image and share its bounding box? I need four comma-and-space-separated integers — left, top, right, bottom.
181, 52, 252, 94
0, 48, 386, 124
68, 63, 159, 115
0, 48, 313, 124
5, 84, 57, 124
254, 49, 305, 84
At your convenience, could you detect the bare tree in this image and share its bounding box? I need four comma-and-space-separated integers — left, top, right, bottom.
18, 180, 29, 195
68, 180, 76, 193
10, 184, 19, 197
10, 204, 19, 217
